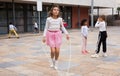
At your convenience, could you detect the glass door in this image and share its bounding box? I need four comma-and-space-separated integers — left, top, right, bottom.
61, 6, 72, 29
0, 3, 7, 34
27, 5, 38, 32
40, 5, 50, 31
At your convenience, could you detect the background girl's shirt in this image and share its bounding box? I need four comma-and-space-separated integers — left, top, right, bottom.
81, 26, 89, 37
95, 21, 107, 31
43, 17, 68, 36
9, 24, 15, 30
34, 22, 38, 28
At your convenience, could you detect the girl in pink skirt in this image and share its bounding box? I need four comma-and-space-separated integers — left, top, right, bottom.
42, 5, 69, 70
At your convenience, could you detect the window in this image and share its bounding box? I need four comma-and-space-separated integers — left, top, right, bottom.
0, 2, 8, 34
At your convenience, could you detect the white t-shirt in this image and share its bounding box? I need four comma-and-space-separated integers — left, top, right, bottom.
95, 21, 107, 31
43, 17, 68, 36
9, 24, 15, 30
81, 26, 89, 37
34, 22, 38, 28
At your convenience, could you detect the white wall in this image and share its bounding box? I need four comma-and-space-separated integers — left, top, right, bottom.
0, 0, 116, 8
43, 0, 115, 8
95, 0, 119, 15
22, 0, 117, 15
115, 0, 120, 14
0, 0, 117, 15
94, 0, 115, 7
20, 0, 116, 8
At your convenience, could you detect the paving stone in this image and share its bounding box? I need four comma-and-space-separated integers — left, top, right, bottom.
102, 56, 120, 62
32, 51, 48, 56
0, 68, 18, 76
6, 66, 28, 73
0, 58, 14, 62
97, 64, 120, 70
0, 61, 27, 68
20, 70, 44, 76
3, 52, 25, 58
0, 27, 120, 76
9, 43, 25, 46
84, 72, 105, 76
58, 61, 79, 71
0, 43, 3, 46
19, 74, 27, 76
30, 47, 42, 51
0, 62, 16, 68
95, 68, 120, 76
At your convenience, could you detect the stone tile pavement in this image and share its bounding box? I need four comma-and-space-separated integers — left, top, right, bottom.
0, 26, 120, 76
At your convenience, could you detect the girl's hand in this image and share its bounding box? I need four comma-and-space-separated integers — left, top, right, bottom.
85, 36, 87, 39
66, 34, 70, 40
97, 18, 100, 21
42, 37, 46, 43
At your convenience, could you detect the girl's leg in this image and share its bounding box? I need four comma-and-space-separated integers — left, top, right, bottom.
102, 39, 106, 53
37, 28, 39, 33
102, 32, 107, 53
96, 33, 102, 54
91, 33, 101, 58
102, 40, 107, 57
34, 28, 36, 33
81, 36, 86, 54
13, 30, 19, 38
50, 47, 55, 59
85, 38, 87, 50
102, 36, 107, 57
8, 30, 12, 38
81, 37, 84, 51
50, 47, 55, 67
55, 47, 60, 60
35, 28, 38, 33
85, 38, 89, 54
96, 39, 102, 54
85, 38, 88, 53
54, 47, 60, 69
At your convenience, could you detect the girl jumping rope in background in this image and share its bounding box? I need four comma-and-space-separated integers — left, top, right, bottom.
81, 19, 89, 54
42, 5, 69, 70
91, 15, 108, 58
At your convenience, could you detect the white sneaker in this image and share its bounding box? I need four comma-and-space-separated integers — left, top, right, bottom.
103, 53, 108, 57
54, 66, 58, 70
50, 59, 55, 68
91, 54, 99, 58
50, 64, 54, 68
54, 61, 58, 70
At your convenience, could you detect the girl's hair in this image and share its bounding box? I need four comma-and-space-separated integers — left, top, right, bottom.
99, 15, 106, 21
48, 5, 61, 18
9, 22, 12, 24
81, 19, 87, 26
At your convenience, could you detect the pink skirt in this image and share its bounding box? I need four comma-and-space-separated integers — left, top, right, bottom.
46, 30, 62, 48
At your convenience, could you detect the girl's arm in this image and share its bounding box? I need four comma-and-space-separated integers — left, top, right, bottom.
43, 18, 49, 43
60, 18, 68, 34
60, 18, 69, 40
95, 21, 103, 28
43, 18, 49, 37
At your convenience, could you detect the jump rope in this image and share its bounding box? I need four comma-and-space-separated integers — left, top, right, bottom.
40, 37, 72, 76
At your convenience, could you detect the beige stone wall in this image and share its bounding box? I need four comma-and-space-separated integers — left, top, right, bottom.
0, 0, 116, 8
0, 0, 117, 15
94, 0, 119, 15
43, 0, 115, 8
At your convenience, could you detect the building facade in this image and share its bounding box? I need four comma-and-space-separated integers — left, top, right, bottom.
94, 0, 118, 15
0, 0, 115, 34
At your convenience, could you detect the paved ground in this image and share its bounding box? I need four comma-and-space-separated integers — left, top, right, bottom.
0, 26, 120, 76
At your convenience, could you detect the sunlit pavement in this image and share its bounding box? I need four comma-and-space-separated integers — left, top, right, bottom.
0, 26, 120, 76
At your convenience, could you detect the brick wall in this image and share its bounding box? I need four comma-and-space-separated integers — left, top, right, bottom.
72, 6, 89, 28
